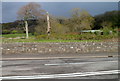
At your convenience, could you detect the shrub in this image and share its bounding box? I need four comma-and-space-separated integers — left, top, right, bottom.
36, 34, 96, 40
36, 34, 48, 40
2, 30, 11, 34
11, 30, 18, 34
35, 32, 117, 40
94, 31, 101, 35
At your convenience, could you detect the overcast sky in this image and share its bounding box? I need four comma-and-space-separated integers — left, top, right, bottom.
2, 2, 118, 23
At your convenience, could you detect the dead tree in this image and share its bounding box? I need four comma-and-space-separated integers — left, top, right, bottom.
46, 12, 51, 35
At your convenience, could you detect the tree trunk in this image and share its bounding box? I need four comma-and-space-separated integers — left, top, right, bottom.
47, 12, 51, 35
25, 20, 29, 39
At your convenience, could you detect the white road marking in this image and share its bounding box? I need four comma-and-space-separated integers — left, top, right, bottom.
45, 61, 117, 66
1, 70, 119, 79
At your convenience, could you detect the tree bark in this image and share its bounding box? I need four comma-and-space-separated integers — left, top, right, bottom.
47, 12, 51, 35
25, 20, 29, 39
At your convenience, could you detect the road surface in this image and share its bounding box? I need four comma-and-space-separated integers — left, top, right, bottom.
1, 52, 119, 80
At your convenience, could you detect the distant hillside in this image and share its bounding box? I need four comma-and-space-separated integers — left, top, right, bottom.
2, 20, 38, 34
94, 10, 120, 29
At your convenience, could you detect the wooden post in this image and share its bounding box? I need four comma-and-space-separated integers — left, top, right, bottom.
47, 12, 51, 35
25, 20, 29, 39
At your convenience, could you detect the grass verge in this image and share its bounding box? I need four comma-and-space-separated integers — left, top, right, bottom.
2, 38, 101, 43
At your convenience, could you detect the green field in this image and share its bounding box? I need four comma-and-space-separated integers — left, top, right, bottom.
1, 33, 34, 38
1, 33, 117, 43
1, 34, 101, 43
3, 39, 101, 43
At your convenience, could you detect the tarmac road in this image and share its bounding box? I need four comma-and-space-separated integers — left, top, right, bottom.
1, 52, 119, 80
